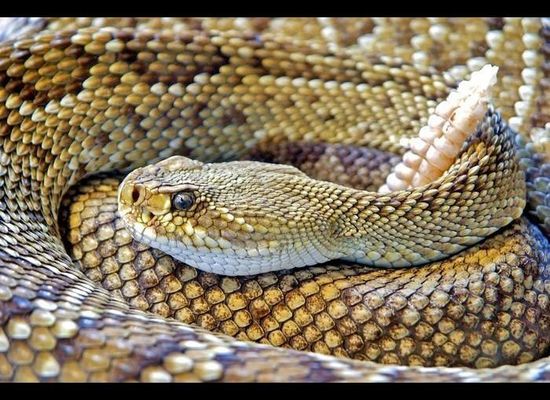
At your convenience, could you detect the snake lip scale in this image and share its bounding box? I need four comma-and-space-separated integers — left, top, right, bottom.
0, 17, 548, 382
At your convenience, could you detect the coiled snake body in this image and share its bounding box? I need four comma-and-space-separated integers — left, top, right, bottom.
0, 17, 549, 381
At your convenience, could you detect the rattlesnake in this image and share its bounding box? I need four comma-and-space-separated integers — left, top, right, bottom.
0, 17, 548, 382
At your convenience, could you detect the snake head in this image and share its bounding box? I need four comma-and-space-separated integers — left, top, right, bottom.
118, 155, 347, 275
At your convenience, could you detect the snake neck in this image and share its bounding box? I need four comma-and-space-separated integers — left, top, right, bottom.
329, 112, 527, 268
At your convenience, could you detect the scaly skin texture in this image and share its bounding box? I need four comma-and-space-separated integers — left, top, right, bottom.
247, 141, 402, 192
0, 17, 548, 381
60, 154, 550, 369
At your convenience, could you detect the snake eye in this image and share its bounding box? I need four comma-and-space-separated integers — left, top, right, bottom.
172, 191, 195, 211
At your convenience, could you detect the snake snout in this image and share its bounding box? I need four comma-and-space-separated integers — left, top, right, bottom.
119, 179, 172, 228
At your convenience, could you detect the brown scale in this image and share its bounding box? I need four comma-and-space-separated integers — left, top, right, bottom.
247, 140, 401, 192
58, 142, 550, 369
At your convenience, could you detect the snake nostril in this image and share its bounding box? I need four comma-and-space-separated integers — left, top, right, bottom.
132, 187, 141, 203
